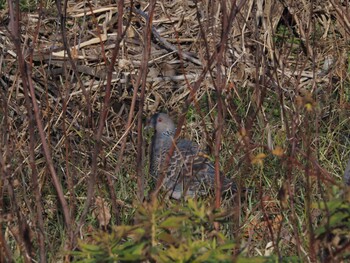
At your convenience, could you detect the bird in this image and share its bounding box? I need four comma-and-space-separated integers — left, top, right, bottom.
344, 159, 350, 186
146, 112, 237, 199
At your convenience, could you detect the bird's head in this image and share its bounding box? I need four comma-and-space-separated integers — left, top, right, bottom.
146, 113, 176, 135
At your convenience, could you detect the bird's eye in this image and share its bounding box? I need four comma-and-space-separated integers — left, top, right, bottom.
158, 118, 162, 122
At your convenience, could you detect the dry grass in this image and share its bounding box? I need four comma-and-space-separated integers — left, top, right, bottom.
0, 0, 350, 262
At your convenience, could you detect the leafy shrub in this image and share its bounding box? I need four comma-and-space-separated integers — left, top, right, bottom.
314, 189, 350, 261
72, 198, 235, 262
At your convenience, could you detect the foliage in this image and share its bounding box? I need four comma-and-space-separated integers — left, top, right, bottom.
72, 198, 235, 262
1, 0, 350, 261
313, 188, 350, 261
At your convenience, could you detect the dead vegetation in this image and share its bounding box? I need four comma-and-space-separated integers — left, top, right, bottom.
0, 0, 350, 262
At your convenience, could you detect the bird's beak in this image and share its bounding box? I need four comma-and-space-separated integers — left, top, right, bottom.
144, 114, 157, 131
144, 117, 155, 143
144, 119, 153, 131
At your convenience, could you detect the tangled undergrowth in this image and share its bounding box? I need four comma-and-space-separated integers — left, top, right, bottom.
0, 0, 350, 262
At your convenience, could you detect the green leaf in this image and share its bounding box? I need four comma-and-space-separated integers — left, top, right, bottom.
118, 242, 146, 261
158, 232, 177, 245
160, 216, 188, 228
79, 243, 103, 253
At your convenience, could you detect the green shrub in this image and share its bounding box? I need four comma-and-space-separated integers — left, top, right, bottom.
71, 198, 235, 262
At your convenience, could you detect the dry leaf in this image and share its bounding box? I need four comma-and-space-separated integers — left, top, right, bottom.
94, 196, 111, 228
251, 153, 267, 165
272, 146, 284, 157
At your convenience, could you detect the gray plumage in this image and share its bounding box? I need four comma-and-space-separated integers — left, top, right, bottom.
344, 159, 350, 186
147, 113, 236, 199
